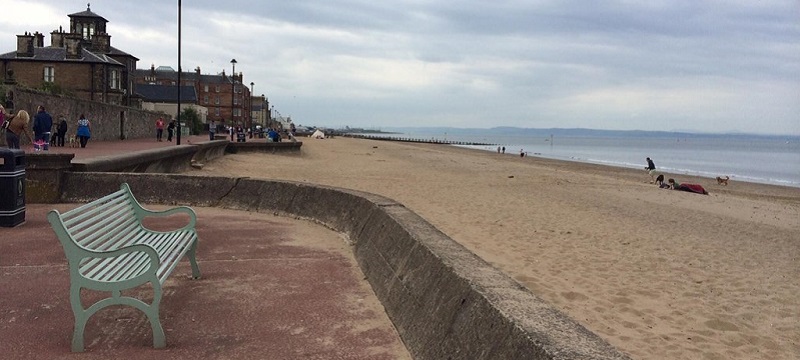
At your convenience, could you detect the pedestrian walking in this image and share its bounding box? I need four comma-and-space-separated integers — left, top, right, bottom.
209, 119, 217, 141
54, 115, 68, 147
167, 120, 175, 142
76, 114, 91, 148
645, 157, 657, 183
155, 117, 165, 141
32, 105, 53, 147
4, 110, 34, 149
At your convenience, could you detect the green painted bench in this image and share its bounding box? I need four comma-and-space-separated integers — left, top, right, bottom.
47, 183, 201, 352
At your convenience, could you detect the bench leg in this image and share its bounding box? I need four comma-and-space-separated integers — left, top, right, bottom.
188, 240, 201, 279
148, 280, 167, 348
69, 278, 169, 351
70, 284, 88, 352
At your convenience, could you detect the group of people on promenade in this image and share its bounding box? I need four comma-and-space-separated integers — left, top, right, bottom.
646, 157, 709, 194
154, 117, 176, 142
1, 103, 92, 150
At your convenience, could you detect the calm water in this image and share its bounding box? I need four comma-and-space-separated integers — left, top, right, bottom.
365, 131, 800, 188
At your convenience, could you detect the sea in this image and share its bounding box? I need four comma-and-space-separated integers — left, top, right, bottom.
356, 128, 800, 188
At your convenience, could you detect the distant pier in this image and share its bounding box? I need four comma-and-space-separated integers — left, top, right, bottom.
344, 134, 497, 146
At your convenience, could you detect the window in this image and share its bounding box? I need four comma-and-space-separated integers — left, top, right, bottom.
234, 85, 240, 94
234, 108, 240, 117
214, 96, 220, 105
234, 96, 239, 105
215, 85, 220, 92
81, 23, 95, 40
43, 66, 55, 82
204, 85, 209, 92
215, 107, 220, 116
204, 95, 209, 104
109, 70, 120, 89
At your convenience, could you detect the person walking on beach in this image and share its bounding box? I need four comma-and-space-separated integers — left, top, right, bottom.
76, 114, 91, 148
167, 120, 175, 142
32, 105, 53, 147
155, 117, 165, 141
501, 146, 505, 154
645, 157, 657, 183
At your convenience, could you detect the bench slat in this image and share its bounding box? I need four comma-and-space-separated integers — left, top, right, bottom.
62, 194, 131, 229
93, 252, 150, 282
79, 216, 140, 250
68, 202, 136, 245
79, 228, 153, 279
61, 189, 128, 216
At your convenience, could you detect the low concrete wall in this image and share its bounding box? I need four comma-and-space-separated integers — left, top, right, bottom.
192, 140, 229, 163
21, 153, 74, 203
23, 140, 228, 202
226, 141, 302, 154
58, 172, 631, 360
71, 145, 197, 173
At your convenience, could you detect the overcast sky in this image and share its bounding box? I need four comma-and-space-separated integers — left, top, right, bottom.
1, 1, 798, 135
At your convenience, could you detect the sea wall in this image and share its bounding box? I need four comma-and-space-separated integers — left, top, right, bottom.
57, 172, 631, 360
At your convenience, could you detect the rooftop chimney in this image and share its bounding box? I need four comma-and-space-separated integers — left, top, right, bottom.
91, 32, 110, 53
51, 26, 66, 47
16, 32, 34, 57
33, 32, 45, 47
65, 34, 82, 60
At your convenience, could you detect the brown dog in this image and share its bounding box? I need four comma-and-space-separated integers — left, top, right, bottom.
716, 176, 730, 186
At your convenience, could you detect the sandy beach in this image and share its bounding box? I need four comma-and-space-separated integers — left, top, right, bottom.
192, 137, 800, 360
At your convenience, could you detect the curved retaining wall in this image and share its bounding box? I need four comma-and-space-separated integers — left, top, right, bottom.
59, 172, 631, 360
225, 140, 303, 154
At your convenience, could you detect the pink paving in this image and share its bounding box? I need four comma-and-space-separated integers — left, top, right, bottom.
34, 134, 219, 160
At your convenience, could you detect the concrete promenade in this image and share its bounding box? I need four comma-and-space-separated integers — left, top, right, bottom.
32, 134, 219, 160
0, 137, 410, 359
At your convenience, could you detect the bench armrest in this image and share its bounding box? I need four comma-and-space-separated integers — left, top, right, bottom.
67, 244, 161, 286
138, 206, 197, 232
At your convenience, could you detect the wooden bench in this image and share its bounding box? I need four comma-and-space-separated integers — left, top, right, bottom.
47, 183, 200, 352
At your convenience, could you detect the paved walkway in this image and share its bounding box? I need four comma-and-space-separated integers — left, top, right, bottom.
0, 139, 410, 359
33, 134, 222, 160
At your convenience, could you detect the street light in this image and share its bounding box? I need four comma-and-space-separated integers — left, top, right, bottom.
176, 0, 182, 145
230, 59, 237, 127
249, 81, 254, 137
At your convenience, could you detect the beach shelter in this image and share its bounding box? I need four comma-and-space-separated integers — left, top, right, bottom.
311, 129, 325, 139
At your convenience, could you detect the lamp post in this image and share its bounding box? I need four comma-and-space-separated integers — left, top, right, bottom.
176, 0, 182, 145
249, 81, 254, 136
230, 59, 237, 127
270, 105, 274, 129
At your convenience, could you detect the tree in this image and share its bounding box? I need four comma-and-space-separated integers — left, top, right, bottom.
179, 107, 202, 135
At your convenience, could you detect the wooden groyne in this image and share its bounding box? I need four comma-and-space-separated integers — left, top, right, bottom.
344, 134, 497, 146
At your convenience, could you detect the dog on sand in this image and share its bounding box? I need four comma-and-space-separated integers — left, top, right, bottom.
716, 176, 730, 186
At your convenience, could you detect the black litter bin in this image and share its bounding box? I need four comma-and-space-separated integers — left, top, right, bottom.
0, 148, 25, 227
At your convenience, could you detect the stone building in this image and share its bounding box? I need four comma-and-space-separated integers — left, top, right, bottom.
134, 65, 254, 129
0, 5, 138, 106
